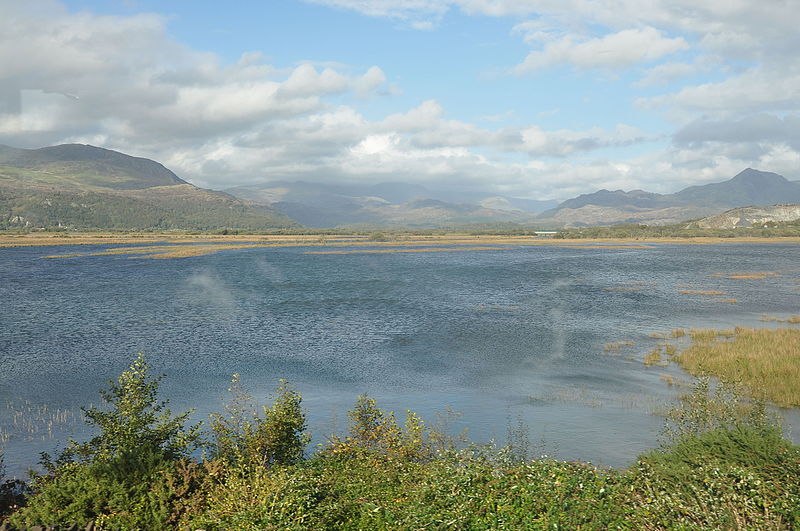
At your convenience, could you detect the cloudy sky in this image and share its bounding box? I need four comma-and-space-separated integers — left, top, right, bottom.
1, 0, 798, 200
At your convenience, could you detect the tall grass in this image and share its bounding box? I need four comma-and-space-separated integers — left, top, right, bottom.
676, 327, 800, 407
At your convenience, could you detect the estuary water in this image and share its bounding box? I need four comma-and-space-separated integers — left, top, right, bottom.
1, 241, 799, 476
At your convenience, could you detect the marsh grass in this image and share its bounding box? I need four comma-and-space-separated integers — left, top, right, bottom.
604, 340, 635, 352
711, 271, 781, 280
676, 327, 800, 407
670, 328, 686, 338
678, 289, 725, 296
643, 347, 666, 367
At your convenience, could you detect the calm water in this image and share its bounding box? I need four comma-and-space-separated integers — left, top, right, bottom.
1, 242, 799, 476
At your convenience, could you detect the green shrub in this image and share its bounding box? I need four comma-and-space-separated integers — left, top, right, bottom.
210, 377, 309, 468
327, 395, 439, 461
11, 354, 201, 529
59, 353, 201, 465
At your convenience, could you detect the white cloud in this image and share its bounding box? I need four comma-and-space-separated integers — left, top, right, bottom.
515, 27, 688, 74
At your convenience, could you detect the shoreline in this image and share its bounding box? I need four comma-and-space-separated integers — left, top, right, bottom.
3, 232, 800, 249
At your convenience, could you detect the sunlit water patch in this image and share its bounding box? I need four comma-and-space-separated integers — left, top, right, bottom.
1, 242, 799, 476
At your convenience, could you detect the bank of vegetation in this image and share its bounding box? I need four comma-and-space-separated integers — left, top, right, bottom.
1, 353, 798, 530
553, 221, 800, 239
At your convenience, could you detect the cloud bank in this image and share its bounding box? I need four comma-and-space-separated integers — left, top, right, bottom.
1, 0, 798, 201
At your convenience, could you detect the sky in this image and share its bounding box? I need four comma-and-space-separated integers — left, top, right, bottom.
1, 0, 799, 200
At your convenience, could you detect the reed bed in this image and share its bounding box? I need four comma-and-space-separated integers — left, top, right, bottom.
675, 327, 800, 407
2, 399, 81, 441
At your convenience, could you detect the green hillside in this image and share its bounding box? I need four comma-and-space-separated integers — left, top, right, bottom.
0, 144, 298, 231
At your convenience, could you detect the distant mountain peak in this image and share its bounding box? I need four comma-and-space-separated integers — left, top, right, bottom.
730, 168, 788, 184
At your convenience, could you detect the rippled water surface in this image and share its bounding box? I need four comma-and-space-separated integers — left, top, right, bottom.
1, 242, 799, 475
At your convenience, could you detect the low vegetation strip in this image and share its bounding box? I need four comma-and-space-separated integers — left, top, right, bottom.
304, 246, 506, 255
675, 327, 800, 407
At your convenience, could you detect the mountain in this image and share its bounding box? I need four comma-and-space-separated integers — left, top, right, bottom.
539, 168, 800, 226
691, 204, 800, 229
0, 144, 188, 190
225, 181, 556, 228
0, 144, 297, 230
674, 168, 800, 206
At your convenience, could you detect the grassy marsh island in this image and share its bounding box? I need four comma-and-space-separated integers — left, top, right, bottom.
675, 327, 800, 407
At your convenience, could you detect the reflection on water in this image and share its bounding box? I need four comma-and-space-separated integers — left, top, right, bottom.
1, 242, 799, 476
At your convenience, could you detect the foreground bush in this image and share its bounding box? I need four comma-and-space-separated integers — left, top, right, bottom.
8, 354, 202, 530
4, 356, 799, 530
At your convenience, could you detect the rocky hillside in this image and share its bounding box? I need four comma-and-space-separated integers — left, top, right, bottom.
690, 204, 800, 229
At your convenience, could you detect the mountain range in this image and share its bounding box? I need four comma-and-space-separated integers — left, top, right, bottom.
536, 168, 800, 226
226, 181, 557, 228
1, 143, 799, 230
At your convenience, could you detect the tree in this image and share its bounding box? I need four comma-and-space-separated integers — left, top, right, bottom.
58, 353, 200, 466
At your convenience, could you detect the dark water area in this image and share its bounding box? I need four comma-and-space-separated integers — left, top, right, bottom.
1, 242, 799, 476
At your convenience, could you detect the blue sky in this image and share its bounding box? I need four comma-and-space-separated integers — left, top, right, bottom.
2, 0, 799, 200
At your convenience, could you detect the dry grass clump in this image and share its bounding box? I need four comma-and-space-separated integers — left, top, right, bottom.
604, 340, 635, 352
713, 271, 781, 280
644, 347, 667, 367
679, 289, 725, 296
659, 374, 677, 386
671, 328, 686, 338
648, 332, 665, 339
675, 327, 800, 407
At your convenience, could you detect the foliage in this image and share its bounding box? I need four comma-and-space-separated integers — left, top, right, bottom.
58, 353, 200, 465
366, 231, 388, 241
0, 184, 296, 231
662, 375, 772, 443
210, 376, 309, 468
10, 354, 201, 529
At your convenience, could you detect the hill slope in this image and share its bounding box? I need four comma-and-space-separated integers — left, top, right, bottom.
0, 144, 297, 231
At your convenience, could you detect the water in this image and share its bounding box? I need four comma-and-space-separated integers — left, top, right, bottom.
1, 242, 799, 476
